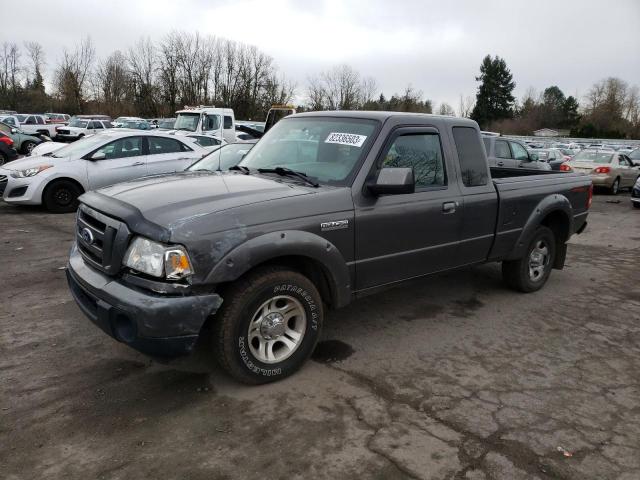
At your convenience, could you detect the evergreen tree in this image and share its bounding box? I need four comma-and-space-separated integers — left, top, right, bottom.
561, 96, 580, 129
471, 55, 516, 128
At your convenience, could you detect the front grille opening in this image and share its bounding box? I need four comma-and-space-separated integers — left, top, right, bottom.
79, 210, 106, 232
78, 242, 101, 264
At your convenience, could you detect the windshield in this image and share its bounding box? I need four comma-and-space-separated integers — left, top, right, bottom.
49, 135, 107, 158
69, 119, 88, 128
188, 144, 255, 172
159, 119, 175, 129
239, 117, 378, 185
573, 151, 613, 163
174, 113, 200, 132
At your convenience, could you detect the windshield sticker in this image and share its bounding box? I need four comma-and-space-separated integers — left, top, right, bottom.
325, 132, 367, 147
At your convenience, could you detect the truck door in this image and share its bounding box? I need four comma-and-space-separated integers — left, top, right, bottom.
354, 128, 463, 290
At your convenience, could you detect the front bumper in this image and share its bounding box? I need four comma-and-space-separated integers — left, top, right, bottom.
67, 244, 223, 358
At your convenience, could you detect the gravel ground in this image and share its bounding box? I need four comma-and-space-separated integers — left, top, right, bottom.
1, 192, 639, 480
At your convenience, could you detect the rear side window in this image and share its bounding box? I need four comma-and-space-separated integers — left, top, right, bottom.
510, 141, 529, 160
148, 137, 192, 154
192, 136, 221, 147
452, 127, 489, 187
36, 116, 45, 125
224, 116, 233, 129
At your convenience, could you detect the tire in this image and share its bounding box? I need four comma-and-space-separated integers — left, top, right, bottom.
634, 203, 640, 209
502, 226, 556, 293
610, 177, 620, 195
42, 180, 82, 213
0, 151, 6, 166
22, 140, 36, 155
213, 266, 323, 384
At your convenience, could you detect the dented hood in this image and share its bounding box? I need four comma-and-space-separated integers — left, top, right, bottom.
95, 171, 314, 230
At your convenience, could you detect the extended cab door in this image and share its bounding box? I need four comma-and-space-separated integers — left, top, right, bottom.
450, 126, 498, 265
353, 127, 463, 290
85, 136, 148, 189
145, 136, 201, 175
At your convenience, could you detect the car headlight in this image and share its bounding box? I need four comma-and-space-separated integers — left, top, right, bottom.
123, 236, 193, 280
10, 165, 53, 178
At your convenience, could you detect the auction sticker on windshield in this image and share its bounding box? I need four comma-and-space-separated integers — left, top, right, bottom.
325, 132, 367, 147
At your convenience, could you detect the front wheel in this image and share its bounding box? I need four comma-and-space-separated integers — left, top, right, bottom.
212, 267, 323, 384
22, 140, 36, 155
502, 226, 556, 293
42, 180, 82, 213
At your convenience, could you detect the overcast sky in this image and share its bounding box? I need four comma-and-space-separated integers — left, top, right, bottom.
5, 0, 640, 110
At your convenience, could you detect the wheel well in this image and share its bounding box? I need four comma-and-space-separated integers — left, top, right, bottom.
43, 177, 85, 199
219, 255, 337, 308
540, 210, 570, 244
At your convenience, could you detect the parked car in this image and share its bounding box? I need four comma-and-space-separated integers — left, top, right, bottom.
157, 118, 176, 130
629, 148, 640, 166
187, 134, 223, 148
631, 176, 640, 209
187, 142, 257, 171
536, 148, 570, 171
45, 113, 70, 124
0, 131, 207, 212
0, 121, 43, 154
120, 120, 152, 130
563, 150, 640, 194
29, 141, 67, 157
0, 114, 57, 138
55, 118, 113, 141
112, 116, 144, 128
483, 136, 551, 170
65, 111, 591, 384
0, 135, 18, 165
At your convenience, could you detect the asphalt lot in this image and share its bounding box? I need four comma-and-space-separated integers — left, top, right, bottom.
1, 192, 639, 480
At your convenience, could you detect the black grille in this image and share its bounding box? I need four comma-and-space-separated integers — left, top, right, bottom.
57, 129, 70, 135
76, 205, 131, 275
0, 175, 7, 197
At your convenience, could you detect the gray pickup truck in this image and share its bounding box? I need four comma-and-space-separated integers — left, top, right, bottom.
66, 112, 592, 384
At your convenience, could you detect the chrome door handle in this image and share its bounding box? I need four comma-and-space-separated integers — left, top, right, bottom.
132, 162, 144, 166
442, 201, 458, 214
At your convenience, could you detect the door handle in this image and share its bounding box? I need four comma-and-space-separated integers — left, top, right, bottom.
132, 161, 145, 166
442, 201, 458, 214
497, 161, 504, 166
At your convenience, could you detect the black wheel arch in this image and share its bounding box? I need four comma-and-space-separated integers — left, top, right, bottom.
204, 231, 352, 309
42, 177, 86, 201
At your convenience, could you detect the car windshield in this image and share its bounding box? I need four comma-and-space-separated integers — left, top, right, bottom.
159, 119, 175, 129
69, 119, 88, 128
49, 135, 107, 158
573, 151, 613, 163
174, 113, 200, 132
188, 144, 255, 172
239, 117, 378, 185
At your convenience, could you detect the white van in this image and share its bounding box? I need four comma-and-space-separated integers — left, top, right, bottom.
173, 106, 236, 143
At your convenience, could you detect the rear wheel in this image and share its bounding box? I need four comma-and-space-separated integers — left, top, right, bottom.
212, 266, 323, 384
610, 177, 620, 195
502, 226, 556, 293
42, 180, 82, 213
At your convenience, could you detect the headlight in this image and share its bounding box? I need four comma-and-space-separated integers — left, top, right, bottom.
10, 165, 53, 178
123, 237, 194, 279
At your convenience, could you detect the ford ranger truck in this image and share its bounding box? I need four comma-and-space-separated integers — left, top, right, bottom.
66, 112, 592, 384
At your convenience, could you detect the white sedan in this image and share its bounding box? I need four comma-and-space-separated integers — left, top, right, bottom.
0, 131, 207, 212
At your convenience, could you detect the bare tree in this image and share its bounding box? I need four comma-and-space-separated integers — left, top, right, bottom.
0, 43, 22, 107
128, 37, 157, 115
438, 102, 456, 116
458, 94, 475, 117
24, 41, 45, 86
54, 36, 95, 113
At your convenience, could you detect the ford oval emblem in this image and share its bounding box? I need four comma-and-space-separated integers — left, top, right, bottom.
81, 227, 94, 245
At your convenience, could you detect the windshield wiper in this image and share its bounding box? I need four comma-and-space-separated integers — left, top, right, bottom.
257, 167, 319, 187
229, 165, 251, 175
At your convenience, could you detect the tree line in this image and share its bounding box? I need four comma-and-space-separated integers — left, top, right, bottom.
0, 35, 639, 138
470, 55, 640, 139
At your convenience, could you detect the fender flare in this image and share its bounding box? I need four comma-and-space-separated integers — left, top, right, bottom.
506, 194, 573, 261
204, 230, 352, 308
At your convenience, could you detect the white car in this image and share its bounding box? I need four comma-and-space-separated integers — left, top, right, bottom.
112, 116, 145, 128
0, 114, 57, 138
0, 131, 207, 212
29, 141, 67, 157
55, 118, 113, 141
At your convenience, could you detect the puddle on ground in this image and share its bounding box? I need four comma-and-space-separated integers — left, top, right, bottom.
312, 340, 355, 364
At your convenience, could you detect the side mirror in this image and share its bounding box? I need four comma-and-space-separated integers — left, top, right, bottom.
91, 152, 106, 160
368, 167, 415, 195
529, 153, 538, 161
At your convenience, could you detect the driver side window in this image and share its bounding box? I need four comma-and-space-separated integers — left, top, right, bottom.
92, 137, 143, 159
381, 133, 446, 189
203, 115, 221, 131
495, 140, 512, 159
510, 142, 529, 161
